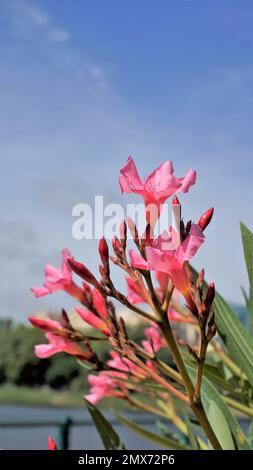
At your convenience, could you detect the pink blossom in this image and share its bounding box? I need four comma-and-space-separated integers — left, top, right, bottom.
75, 306, 110, 336
92, 289, 109, 319
125, 276, 146, 304
31, 249, 83, 301
119, 157, 196, 223
142, 325, 165, 353
28, 316, 65, 335
129, 224, 205, 303
168, 308, 194, 324
85, 374, 125, 404
107, 351, 146, 378
35, 333, 89, 359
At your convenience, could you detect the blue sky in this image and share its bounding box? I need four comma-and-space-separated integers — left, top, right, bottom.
0, 0, 252, 320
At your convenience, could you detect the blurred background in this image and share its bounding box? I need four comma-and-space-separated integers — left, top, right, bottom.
0, 0, 252, 449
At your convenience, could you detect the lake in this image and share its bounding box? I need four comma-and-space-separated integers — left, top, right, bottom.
0, 405, 162, 450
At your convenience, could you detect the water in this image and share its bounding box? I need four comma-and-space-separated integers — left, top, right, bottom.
0, 405, 162, 450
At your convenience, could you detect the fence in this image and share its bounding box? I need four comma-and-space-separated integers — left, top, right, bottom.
0, 416, 158, 450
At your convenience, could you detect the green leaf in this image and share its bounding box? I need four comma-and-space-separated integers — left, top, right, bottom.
241, 222, 253, 287
215, 292, 253, 387
85, 399, 126, 450
207, 400, 235, 450
184, 414, 200, 450
116, 414, 191, 450
187, 366, 250, 450
240, 222, 253, 334
190, 264, 253, 386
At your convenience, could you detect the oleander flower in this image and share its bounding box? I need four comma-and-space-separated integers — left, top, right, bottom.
85, 374, 126, 404
31, 249, 84, 301
119, 157, 196, 224
142, 325, 166, 353
129, 224, 205, 304
35, 333, 90, 360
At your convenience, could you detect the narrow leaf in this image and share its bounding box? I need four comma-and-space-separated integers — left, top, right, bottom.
116, 414, 191, 450
187, 366, 250, 450
207, 400, 235, 450
85, 399, 126, 450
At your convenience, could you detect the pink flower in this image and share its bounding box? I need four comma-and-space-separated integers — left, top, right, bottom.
35, 333, 90, 359
92, 289, 109, 319
31, 249, 84, 301
168, 308, 194, 324
119, 157, 196, 223
125, 276, 147, 304
28, 316, 66, 335
142, 325, 166, 353
75, 306, 110, 336
107, 351, 146, 378
135, 224, 205, 304
85, 374, 125, 404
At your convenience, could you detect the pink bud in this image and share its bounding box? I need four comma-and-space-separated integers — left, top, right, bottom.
120, 220, 127, 249
127, 217, 139, 244
204, 282, 215, 309
198, 208, 214, 231
112, 236, 122, 256
67, 257, 98, 286
29, 316, 65, 334
75, 306, 110, 336
99, 238, 109, 266
141, 224, 153, 246
48, 436, 57, 450
172, 195, 180, 205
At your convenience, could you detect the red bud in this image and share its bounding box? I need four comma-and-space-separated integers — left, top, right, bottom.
48, 436, 57, 450
141, 224, 153, 246
172, 195, 181, 206
204, 282, 215, 308
112, 236, 122, 256
67, 257, 98, 286
198, 207, 214, 231
99, 237, 109, 267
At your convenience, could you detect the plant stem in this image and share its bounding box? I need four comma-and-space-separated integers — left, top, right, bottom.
223, 396, 253, 418
194, 333, 208, 401
144, 274, 222, 449
158, 302, 222, 449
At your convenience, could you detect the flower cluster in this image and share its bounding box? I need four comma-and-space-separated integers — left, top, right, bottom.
30, 158, 219, 448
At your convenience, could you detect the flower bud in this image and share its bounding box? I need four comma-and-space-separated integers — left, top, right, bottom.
127, 217, 139, 244
198, 207, 214, 231
48, 436, 57, 450
197, 269, 205, 289
172, 195, 180, 206
172, 196, 181, 235
112, 236, 122, 256
67, 257, 98, 286
204, 282, 215, 309
141, 224, 153, 246
99, 237, 109, 267
120, 220, 127, 250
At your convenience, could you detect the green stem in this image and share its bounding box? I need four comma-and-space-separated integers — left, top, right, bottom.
223, 396, 253, 418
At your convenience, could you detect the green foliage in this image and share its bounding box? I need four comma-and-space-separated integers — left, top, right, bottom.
85, 399, 126, 450
116, 414, 191, 450
240, 222, 253, 334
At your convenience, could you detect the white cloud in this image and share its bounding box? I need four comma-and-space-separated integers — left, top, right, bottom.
25, 5, 50, 27
5, 0, 71, 44
48, 27, 71, 43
